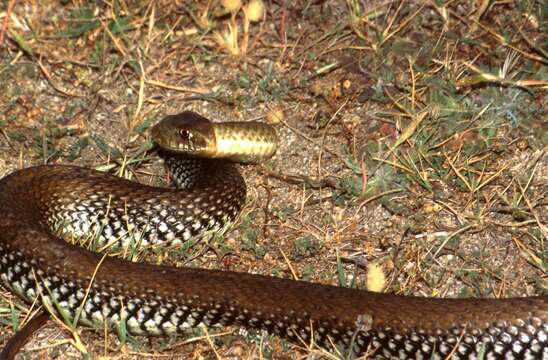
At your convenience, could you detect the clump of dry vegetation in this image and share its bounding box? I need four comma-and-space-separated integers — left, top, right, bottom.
0, 0, 546, 358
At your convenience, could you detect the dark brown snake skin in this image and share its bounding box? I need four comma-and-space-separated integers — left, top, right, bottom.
0, 113, 546, 359
0, 311, 49, 360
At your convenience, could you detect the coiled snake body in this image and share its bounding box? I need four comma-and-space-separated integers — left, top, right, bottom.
0, 112, 546, 359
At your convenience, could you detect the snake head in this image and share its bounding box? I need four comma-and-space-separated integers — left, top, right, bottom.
151, 111, 217, 156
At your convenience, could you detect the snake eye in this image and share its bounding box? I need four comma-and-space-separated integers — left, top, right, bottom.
179, 129, 192, 141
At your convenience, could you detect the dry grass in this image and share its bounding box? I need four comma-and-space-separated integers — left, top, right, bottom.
0, 0, 546, 359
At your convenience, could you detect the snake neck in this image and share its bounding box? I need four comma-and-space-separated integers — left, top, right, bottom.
157, 149, 244, 189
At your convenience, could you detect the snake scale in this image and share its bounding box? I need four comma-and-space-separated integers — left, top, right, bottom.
0, 111, 546, 359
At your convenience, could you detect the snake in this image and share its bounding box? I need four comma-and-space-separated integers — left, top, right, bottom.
0, 111, 546, 359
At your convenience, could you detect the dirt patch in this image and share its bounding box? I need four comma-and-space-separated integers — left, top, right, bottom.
0, 1, 546, 359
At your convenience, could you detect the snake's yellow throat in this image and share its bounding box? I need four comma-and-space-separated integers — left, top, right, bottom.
151, 111, 278, 162
0, 111, 546, 359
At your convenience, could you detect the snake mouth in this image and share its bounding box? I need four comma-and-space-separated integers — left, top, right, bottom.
151, 111, 277, 161
151, 111, 217, 156
0, 110, 545, 359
